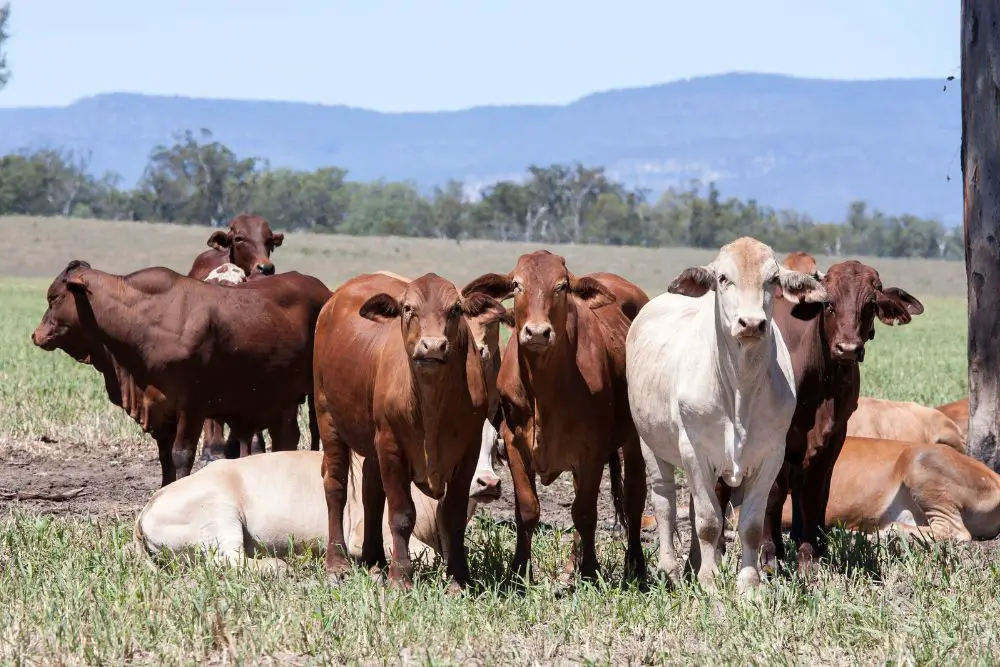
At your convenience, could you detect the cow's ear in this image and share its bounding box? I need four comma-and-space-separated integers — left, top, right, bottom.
876, 287, 923, 326
208, 230, 232, 250
462, 273, 515, 301
500, 307, 515, 328
461, 292, 507, 322
668, 266, 715, 298
359, 293, 401, 322
272, 232, 284, 247
570, 275, 616, 309
790, 301, 823, 321
65, 275, 89, 295
776, 266, 828, 304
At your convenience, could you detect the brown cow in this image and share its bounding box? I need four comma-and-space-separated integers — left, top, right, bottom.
847, 397, 965, 452
463, 251, 649, 583
189, 216, 288, 462
765, 259, 924, 570
188, 213, 284, 280
936, 397, 970, 440
778, 436, 1000, 541
313, 272, 506, 590
32, 260, 332, 485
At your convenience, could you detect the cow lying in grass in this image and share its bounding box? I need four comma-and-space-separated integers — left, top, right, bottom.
133, 428, 503, 574
778, 435, 1000, 541
847, 397, 966, 453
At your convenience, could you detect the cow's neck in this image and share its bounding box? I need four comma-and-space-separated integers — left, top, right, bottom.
410, 353, 472, 493
77, 272, 162, 378
714, 305, 776, 439
519, 308, 578, 405
87, 344, 124, 408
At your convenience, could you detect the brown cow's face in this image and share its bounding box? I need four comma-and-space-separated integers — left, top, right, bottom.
359, 273, 506, 372
462, 251, 615, 353
31, 260, 93, 363
807, 261, 923, 364
207, 214, 283, 277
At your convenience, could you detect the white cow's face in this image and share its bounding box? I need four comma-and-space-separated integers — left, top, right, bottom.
668, 237, 828, 343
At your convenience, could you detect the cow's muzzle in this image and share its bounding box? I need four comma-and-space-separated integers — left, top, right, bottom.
413, 336, 449, 365
832, 341, 865, 363
519, 321, 555, 350
469, 471, 502, 502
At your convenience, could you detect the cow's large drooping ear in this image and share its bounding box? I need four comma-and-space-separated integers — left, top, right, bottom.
462, 273, 515, 301
272, 232, 284, 247
359, 293, 402, 321
461, 292, 507, 323
667, 266, 715, 298
569, 275, 616, 309
876, 287, 924, 326
776, 266, 828, 304
208, 230, 232, 250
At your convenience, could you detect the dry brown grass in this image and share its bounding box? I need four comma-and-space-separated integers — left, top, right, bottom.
0, 215, 969, 297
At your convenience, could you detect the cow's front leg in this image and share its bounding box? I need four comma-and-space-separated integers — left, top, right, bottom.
318, 418, 351, 579
795, 448, 840, 573
440, 443, 478, 592
679, 433, 724, 590
504, 422, 540, 582
269, 406, 301, 452
375, 430, 417, 590
568, 460, 603, 582
760, 462, 789, 573
734, 449, 784, 594
200, 419, 227, 461
641, 442, 681, 584
152, 423, 178, 487
172, 410, 204, 479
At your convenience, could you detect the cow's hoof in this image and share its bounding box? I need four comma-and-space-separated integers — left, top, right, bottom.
388, 576, 413, 593
736, 567, 761, 595
200, 447, 225, 463
445, 580, 464, 596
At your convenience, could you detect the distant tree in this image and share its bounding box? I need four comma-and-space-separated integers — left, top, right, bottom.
0, 3, 10, 91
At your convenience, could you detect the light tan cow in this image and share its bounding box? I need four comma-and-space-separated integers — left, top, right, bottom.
936, 397, 969, 440
779, 436, 1000, 541
847, 397, 966, 452
133, 437, 503, 574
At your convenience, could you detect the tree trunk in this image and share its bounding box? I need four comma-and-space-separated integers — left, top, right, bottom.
963, 0, 1000, 471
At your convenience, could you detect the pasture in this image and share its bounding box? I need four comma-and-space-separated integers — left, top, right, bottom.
0, 215, 992, 664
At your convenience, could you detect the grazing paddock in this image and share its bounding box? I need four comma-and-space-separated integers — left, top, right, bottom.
0, 215, 993, 664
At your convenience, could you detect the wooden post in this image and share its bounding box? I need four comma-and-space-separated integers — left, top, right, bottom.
963, 0, 1000, 471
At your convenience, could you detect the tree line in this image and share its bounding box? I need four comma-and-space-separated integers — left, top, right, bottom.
0, 128, 963, 260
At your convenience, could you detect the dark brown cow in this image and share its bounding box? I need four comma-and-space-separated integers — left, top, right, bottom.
32, 260, 331, 484
463, 251, 649, 583
761, 258, 923, 571
188, 213, 284, 280
188, 215, 287, 460
313, 272, 506, 590
936, 397, 970, 440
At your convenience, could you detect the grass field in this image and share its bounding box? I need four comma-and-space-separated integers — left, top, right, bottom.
0, 215, 988, 665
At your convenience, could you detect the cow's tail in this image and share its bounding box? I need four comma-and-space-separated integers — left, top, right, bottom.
308, 395, 320, 451
608, 447, 628, 530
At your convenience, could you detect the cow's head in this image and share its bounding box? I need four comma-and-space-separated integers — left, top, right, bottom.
468, 421, 503, 504
797, 260, 923, 364
206, 214, 283, 277
669, 237, 828, 343
466, 307, 514, 365
782, 251, 825, 281
359, 273, 506, 372
32, 260, 94, 363
462, 250, 615, 353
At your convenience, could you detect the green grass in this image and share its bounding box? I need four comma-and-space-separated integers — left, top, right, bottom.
0, 258, 983, 664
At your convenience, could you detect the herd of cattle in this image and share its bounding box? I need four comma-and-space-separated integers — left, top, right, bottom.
28, 214, 997, 596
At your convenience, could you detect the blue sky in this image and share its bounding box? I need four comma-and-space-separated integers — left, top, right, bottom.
0, 0, 958, 111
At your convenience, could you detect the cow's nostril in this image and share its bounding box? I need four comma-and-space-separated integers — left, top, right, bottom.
756, 320, 766, 333
737, 318, 747, 328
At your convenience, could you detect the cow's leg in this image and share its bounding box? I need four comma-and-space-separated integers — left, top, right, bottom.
440, 441, 478, 592
567, 460, 602, 582
153, 423, 178, 487
621, 435, 648, 583
691, 479, 732, 572
505, 423, 540, 581
269, 406, 301, 453
308, 396, 321, 451
319, 420, 352, 580
375, 430, 417, 591
641, 443, 681, 584
172, 411, 204, 480
359, 454, 388, 570
733, 451, 784, 594
794, 446, 841, 572
250, 432, 267, 455
760, 462, 789, 573
200, 419, 227, 461
680, 434, 724, 589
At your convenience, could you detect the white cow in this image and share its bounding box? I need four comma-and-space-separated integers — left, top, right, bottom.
626, 237, 827, 593
133, 421, 504, 573
204, 262, 247, 285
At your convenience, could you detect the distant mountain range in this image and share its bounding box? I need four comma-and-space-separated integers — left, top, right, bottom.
0, 73, 961, 225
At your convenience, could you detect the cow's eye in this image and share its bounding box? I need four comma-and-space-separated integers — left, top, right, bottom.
826, 303, 836, 315
233, 236, 246, 244
511, 280, 523, 294
402, 304, 413, 316
449, 304, 462, 319
554, 281, 567, 293
718, 274, 729, 287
